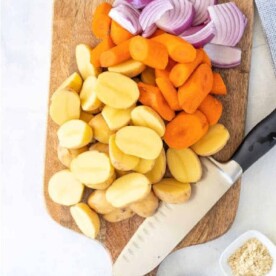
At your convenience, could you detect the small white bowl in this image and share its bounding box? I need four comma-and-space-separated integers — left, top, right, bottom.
220, 230, 276, 276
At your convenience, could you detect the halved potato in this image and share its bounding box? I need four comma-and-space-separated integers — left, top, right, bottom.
89, 114, 114, 144
50, 89, 80, 125
103, 208, 134, 223
130, 191, 159, 218
48, 170, 84, 206
153, 178, 191, 204
53, 72, 83, 95
109, 134, 139, 171
106, 173, 151, 208
102, 105, 132, 131
191, 124, 230, 156
57, 120, 93, 149
85, 171, 116, 190
89, 142, 109, 155
57, 145, 88, 167
76, 44, 101, 79
70, 151, 114, 187
70, 203, 100, 239
115, 126, 163, 160
95, 72, 139, 109
108, 59, 146, 78
134, 158, 156, 174
79, 111, 94, 123
131, 106, 165, 137
167, 148, 202, 183
145, 148, 166, 184
87, 190, 116, 214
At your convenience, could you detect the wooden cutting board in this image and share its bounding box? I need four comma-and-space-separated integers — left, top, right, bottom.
44, 0, 253, 274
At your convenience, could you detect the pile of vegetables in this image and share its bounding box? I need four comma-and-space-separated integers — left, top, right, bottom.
47, 0, 246, 239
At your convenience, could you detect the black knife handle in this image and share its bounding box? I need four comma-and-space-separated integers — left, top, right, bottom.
232, 109, 276, 172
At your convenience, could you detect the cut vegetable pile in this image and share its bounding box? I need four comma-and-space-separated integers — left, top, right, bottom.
47, 0, 247, 239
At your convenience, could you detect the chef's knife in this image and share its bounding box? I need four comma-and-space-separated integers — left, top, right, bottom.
113, 109, 276, 276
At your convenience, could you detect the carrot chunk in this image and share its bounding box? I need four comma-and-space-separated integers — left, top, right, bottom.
110, 20, 134, 45
211, 72, 227, 95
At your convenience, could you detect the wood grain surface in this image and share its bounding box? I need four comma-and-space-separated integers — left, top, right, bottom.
44, 0, 254, 274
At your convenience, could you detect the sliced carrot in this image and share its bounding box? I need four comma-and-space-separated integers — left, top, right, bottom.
156, 77, 181, 111
91, 36, 115, 67
130, 36, 169, 69
91, 3, 112, 39
149, 28, 166, 38
169, 49, 204, 87
211, 72, 227, 95
152, 34, 196, 63
141, 67, 156, 85
155, 69, 170, 79
110, 20, 134, 45
166, 58, 177, 71
178, 63, 213, 114
100, 39, 131, 67
202, 49, 211, 67
198, 95, 223, 125
164, 111, 209, 149
138, 82, 175, 121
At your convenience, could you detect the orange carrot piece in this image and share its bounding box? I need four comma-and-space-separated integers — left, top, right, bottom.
156, 77, 181, 111
91, 3, 112, 39
202, 49, 211, 67
149, 28, 166, 38
141, 67, 156, 85
164, 110, 209, 149
169, 49, 204, 87
166, 58, 177, 71
100, 39, 131, 67
198, 95, 223, 125
211, 72, 227, 95
152, 34, 196, 63
130, 36, 169, 69
91, 36, 115, 67
178, 63, 213, 114
110, 20, 134, 45
155, 69, 170, 79
138, 82, 175, 121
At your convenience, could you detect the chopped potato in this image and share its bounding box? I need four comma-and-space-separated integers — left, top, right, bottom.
76, 44, 101, 79
48, 170, 84, 206
87, 190, 116, 214
115, 126, 163, 160
103, 208, 134, 223
153, 178, 191, 204
108, 59, 146, 78
102, 105, 133, 131
70, 203, 100, 239
89, 142, 109, 155
106, 173, 151, 208
85, 172, 116, 190
95, 72, 139, 109
134, 158, 156, 174
50, 89, 80, 125
80, 76, 103, 112
57, 119, 93, 149
131, 106, 165, 137
89, 114, 114, 144
109, 134, 139, 171
57, 145, 88, 167
54, 72, 83, 95
167, 148, 202, 183
70, 151, 114, 187
79, 111, 94, 123
130, 191, 159, 218
191, 124, 230, 156
145, 148, 166, 184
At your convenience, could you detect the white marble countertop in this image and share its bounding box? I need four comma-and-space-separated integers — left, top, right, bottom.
1, 1, 276, 275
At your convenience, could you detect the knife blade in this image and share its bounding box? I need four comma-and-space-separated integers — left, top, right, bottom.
113, 109, 276, 276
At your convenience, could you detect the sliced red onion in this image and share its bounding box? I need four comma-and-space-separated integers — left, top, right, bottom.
180, 21, 216, 48
155, 0, 194, 35
139, 0, 173, 31
142, 24, 157, 37
208, 3, 247, 46
109, 4, 142, 35
126, 0, 154, 9
203, 43, 242, 68
112, 0, 132, 7
189, 0, 217, 26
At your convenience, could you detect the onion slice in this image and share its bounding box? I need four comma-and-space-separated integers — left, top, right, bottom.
203, 43, 242, 68
156, 0, 194, 35
180, 21, 216, 48
126, 0, 154, 9
109, 4, 142, 35
139, 0, 173, 31
208, 2, 247, 46
189, 0, 217, 26
142, 24, 157, 37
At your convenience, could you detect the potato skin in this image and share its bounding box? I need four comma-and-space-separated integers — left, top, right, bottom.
103, 208, 134, 223
87, 190, 116, 214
